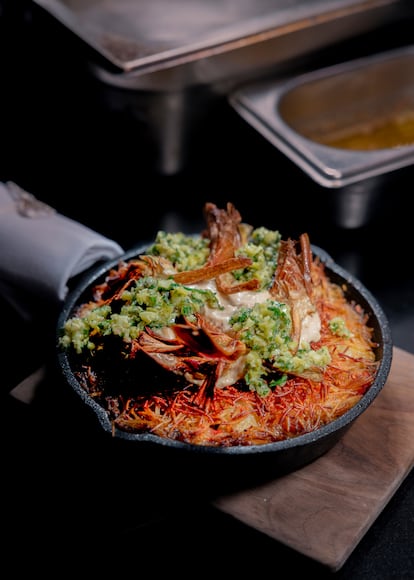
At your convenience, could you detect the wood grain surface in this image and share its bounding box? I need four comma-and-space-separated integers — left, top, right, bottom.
213, 347, 414, 571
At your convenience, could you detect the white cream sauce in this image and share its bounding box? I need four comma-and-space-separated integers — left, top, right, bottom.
191, 279, 271, 331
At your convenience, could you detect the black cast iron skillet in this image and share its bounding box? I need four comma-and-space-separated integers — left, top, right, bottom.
56, 243, 393, 482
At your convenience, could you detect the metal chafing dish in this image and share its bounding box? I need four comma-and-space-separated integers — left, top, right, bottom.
32, 0, 409, 89
229, 43, 414, 227
32, 0, 411, 174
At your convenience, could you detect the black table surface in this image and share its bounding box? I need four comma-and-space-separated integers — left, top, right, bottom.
1, 2, 413, 577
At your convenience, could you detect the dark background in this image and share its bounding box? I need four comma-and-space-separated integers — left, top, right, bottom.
1, 2, 413, 577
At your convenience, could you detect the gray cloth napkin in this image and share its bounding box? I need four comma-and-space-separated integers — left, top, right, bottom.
0, 180, 124, 317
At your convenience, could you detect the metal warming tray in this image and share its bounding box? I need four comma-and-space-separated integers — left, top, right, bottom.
32, 0, 408, 90
229, 43, 414, 227
230, 44, 414, 188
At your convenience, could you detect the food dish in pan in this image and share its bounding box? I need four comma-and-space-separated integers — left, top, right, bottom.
58, 202, 391, 457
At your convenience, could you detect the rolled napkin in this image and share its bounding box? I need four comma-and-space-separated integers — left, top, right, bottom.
0, 180, 124, 317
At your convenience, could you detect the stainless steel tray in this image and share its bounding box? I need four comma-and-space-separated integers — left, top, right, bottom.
229, 44, 414, 188
32, 0, 406, 89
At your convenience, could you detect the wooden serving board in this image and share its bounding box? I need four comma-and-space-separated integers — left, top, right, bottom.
213, 347, 414, 571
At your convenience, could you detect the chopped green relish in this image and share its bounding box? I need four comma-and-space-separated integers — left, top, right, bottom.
233, 227, 281, 289
230, 300, 330, 396
329, 316, 351, 337
146, 231, 210, 271
60, 227, 330, 396
147, 227, 281, 290
60, 277, 220, 354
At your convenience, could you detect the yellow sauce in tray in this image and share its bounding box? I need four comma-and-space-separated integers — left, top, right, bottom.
317, 111, 414, 151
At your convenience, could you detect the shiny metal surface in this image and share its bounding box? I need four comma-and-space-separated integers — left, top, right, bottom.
230, 44, 414, 191
33, 0, 406, 90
